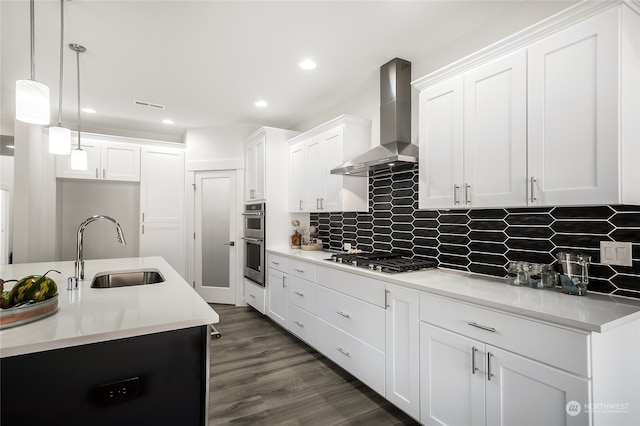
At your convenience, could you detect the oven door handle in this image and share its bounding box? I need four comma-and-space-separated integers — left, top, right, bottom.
242, 236, 264, 243
242, 212, 264, 216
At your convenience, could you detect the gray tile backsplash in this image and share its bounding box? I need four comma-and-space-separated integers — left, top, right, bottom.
310, 164, 640, 299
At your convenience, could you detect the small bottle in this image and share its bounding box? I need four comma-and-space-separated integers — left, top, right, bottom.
541, 265, 558, 289
506, 261, 519, 286
529, 263, 543, 289
517, 262, 530, 287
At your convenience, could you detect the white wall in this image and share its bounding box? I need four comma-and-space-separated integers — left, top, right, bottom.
185, 123, 259, 165
1, 155, 13, 263
12, 122, 57, 263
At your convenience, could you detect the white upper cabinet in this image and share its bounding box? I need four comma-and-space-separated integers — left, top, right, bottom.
289, 115, 370, 213
414, 1, 640, 208
527, 8, 623, 206
56, 137, 140, 182
244, 133, 266, 202
418, 50, 527, 209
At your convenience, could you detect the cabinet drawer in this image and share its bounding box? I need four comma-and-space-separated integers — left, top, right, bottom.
420, 293, 590, 377
287, 303, 316, 347
267, 253, 288, 272
288, 275, 317, 314
316, 265, 385, 307
316, 285, 385, 352
316, 319, 385, 396
245, 279, 265, 315
288, 259, 316, 281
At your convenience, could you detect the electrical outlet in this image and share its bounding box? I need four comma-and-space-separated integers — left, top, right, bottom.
97, 377, 141, 406
343, 242, 352, 251
600, 241, 633, 267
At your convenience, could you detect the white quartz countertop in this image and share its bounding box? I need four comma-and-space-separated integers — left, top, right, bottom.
268, 247, 640, 333
0, 257, 219, 358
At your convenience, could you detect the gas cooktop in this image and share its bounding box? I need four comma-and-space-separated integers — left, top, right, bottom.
326, 252, 438, 273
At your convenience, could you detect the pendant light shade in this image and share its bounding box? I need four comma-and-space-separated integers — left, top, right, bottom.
70, 147, 87, 170
16, 0, 50, 125
49, 126, 72, 155
69, 43, 87, 171
49, 0, 71, 154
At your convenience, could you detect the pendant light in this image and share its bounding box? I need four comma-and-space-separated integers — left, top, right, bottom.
15, 0, 50, 125
69, 43, 87, 171
49, 0, 71, 155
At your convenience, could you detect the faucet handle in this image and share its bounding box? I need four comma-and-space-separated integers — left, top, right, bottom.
67, 276, 78, 291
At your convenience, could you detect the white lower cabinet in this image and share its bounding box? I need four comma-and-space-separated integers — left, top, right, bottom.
419, 292, 591, 426
287, 303, 316, 347
316, 318, 385, 396
385, 284, 420, 420
244, 278, 265, 315
266, 267, 287, 328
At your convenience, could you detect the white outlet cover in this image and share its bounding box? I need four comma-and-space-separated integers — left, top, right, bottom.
600, 241, 633, 267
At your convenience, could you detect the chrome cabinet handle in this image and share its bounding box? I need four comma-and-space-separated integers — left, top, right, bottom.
468, 322, 496, 333
95, 168, 99, 179
320, 198, 324, 209
282, 276, 286, 288
271, 261, 280, 265
385, 289, 390, 309
249, 294, 256, 299
471, 346, 479, 374
453, 184, 460, 205
337, 348, 350, 357
487, 352, 494, 381
464, 183, 471, 205
294, 268, 304, 273
530, 177, 537, 203
102, 168, 106, 179
294, 291, 304, 297
336, 310, 350, 318
294, 321, 304, 328
316, 198, 320, 210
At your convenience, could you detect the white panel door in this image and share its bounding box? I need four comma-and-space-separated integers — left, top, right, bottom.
101, 142, 140, 182
385, 284, 420, 420
420, 323, 485, 426
305, 137, 325, 211
528, 9, 619, 206
464, 49, 527, 207
418, 76, 464, 209
140, 146, 185, 276
485, 346, 590, 426
321, 126, 344, 212
194, 170, 237, 304
266, 268, 287, 327
289, 143, 306, 212
56, 139, 101, 180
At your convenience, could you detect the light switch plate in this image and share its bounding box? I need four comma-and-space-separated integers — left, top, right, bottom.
600, 241, 633, 267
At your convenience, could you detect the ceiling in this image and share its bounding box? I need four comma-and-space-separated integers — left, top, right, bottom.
1, 1, 571, 143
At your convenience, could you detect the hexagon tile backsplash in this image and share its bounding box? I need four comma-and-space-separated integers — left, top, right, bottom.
310, 164, 640, 299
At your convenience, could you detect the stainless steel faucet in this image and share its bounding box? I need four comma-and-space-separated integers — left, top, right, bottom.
68, 215, 127, 290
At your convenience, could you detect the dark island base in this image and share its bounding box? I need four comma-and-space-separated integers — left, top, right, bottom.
1, 325, 209, 426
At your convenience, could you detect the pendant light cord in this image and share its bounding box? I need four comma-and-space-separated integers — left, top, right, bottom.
57, 0, 64, 126
29, 0, 36, 80
76, 47, 81, 149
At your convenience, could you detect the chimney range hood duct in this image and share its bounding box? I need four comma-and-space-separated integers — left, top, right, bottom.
331, 57, 417, 176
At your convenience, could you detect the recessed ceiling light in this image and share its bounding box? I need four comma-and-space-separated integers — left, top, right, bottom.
82, 107, 96, 114
254, 100, 268, 108
162, 119, 174, 125
299, 59, 317, 70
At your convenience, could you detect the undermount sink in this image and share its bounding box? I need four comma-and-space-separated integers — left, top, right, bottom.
91, 268, 165, 288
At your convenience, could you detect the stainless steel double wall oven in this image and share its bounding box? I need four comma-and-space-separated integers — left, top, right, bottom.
242, 203, 265, 286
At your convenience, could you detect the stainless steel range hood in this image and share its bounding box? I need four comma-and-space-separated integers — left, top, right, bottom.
331, 58, 417, 176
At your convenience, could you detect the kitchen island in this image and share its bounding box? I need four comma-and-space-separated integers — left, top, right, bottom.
0, 256, 218, 426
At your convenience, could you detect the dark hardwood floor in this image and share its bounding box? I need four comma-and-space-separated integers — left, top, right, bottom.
208, 304, 420, 425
